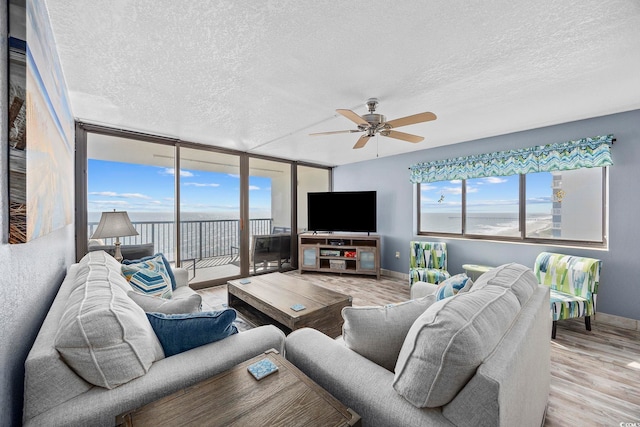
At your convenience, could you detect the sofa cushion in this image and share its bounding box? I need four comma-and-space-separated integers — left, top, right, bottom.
122, 253, 176, 297
55, 252, 165, 389
146, 310, 239, 357
470, 262, 538, 307
341, 295, 437, 371
393, 283, 521, 408
435, 273, 473, 301
128, 291, 202, 314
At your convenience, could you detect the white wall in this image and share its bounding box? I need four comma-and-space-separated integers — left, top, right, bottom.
0, 2, 75, 424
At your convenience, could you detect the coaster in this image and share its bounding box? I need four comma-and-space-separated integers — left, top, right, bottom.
247, 358, 278, 380
239, 278, 251, 284
290, 304, 306, 312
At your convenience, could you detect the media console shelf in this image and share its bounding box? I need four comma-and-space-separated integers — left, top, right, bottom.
298, 234, 380, 279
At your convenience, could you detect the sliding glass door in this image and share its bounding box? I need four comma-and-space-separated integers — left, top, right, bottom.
86, 133, 176, 259
179, 147, 241, 285
248, 158, 291, 274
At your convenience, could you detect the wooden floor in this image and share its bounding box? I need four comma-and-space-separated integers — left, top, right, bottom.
198, 271, 640, 426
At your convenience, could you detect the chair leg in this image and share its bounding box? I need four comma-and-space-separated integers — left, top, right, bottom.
551, 321, 557, 339
585, 316, 591, 331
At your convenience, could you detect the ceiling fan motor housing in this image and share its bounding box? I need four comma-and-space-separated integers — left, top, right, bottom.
362, 113, 386, 128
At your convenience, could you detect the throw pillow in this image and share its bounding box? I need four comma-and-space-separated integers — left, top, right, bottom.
121, 254, 176, 298
55, 255, 165, 389
341, 294, 437, 372
393, 285, 520, 408
435, 273, 473, 301
146, 310, 239, 357
470, 263, 538, 307
128, 291, 202, 314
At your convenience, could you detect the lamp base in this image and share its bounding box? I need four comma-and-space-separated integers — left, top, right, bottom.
114, 239, 123, 263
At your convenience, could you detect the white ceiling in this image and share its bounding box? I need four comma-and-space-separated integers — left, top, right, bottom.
44, 0, 640, 166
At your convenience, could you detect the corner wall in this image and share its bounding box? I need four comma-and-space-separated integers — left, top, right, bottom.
334, 110, 640, 320
0, 1, 75, 425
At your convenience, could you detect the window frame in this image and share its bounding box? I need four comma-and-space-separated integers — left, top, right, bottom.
417, 167, 608, 248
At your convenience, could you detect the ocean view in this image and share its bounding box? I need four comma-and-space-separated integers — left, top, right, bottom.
421, 212, 553, 237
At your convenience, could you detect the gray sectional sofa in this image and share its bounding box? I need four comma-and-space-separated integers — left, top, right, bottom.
285, 263, 551, 427
23, 251, 285, 426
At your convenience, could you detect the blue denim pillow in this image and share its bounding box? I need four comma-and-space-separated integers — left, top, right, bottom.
123, 253, 177, 290
146, 310, 239, 357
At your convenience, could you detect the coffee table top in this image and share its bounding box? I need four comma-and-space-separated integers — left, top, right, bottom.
228, 272, 352, 321
116, 350, 361, 426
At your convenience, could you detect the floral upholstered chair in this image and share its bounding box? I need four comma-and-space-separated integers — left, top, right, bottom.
409, 241, 450, 285
534, 252, 602, 339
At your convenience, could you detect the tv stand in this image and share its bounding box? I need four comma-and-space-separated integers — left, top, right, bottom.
298, 234, 380, 279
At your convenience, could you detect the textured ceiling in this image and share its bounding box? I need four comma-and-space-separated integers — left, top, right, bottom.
45, 0, 640, 166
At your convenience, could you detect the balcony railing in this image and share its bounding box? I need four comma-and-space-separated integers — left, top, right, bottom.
88, 218, 273, 262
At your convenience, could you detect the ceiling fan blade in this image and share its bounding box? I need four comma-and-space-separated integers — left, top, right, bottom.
336, 109, 370, 127
353, 134, 371, 149
385, 112, 437, 129
309, 129, 361, 136
381, 130, 424, 143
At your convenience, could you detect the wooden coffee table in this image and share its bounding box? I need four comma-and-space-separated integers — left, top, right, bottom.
227, 272, 352, 338
116, 349, 361, 426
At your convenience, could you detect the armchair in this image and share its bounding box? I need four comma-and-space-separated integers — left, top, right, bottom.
409, 241, 450, 285
534, 252, 602, 339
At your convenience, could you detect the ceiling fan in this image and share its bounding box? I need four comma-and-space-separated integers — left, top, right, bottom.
310, 98, 437, 149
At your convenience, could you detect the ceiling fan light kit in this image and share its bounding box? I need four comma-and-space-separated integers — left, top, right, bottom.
311, 98, 437, 149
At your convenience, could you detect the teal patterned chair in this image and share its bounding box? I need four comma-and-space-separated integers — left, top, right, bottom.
409, 241, 450, 285
534, 252, 602, 339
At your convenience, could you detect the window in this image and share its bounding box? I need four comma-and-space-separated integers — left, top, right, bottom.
418, 167, 607, 246
418, 180, 462, 234
466, 175, 520, 237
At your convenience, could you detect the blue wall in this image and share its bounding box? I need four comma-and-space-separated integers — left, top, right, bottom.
334, 110, 640, 320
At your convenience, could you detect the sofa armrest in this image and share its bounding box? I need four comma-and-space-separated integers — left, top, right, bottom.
24, 326, 286, 427
285, 328, 449, 427
410, 281, 438, 299
172, 267, 189, 288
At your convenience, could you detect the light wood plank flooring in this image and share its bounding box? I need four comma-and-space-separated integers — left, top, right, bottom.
199, 271, 640, 426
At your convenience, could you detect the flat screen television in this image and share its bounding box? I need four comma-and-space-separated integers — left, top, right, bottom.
307, 191, 377, 233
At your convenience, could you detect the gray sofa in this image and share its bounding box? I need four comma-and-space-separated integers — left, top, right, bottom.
23, 251, 285, 426
285, 263, 551, 427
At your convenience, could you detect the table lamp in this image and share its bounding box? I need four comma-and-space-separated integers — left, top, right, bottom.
91, 210, 139, 262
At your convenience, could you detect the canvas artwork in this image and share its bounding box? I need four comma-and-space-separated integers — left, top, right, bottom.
8, 0, 75, 243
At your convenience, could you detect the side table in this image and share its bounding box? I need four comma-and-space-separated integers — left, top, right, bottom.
115, 349, 361, 426
462, 264, 493, 282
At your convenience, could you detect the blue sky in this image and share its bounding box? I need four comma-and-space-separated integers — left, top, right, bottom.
420, 172, 553, 214
88, 159, 271, 216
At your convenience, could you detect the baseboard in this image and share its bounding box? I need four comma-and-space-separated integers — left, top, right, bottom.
381, 269, 409, 282
595, 312, 639, 331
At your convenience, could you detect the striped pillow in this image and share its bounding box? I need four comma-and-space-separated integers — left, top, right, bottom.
122, 254, 174, 299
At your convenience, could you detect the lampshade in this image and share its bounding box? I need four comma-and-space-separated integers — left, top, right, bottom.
91, 210, 139, 239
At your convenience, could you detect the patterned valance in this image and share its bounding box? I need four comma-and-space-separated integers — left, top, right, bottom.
409, 134, 613, 184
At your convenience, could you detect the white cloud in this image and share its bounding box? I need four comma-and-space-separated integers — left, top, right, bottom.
249, 185, 260, 191
161, 168, 194, 177
420, 184, 437, 192
89, 191, 118, 197
484, 177, 507, 184
89, 191, 151, 199
228, 173, 240, 179
121, 193, 152, 199
184, 182, 221, 187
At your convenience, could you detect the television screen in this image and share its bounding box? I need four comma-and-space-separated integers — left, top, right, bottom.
307, 191, 377, 233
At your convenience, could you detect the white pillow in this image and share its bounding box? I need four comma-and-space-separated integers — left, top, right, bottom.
55, 256, 164, 389
128, 291, 202, 314
342, 295, 436, 371
393, 285, 520, 407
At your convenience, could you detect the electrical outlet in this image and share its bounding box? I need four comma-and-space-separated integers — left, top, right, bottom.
395, 251, 400, 259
